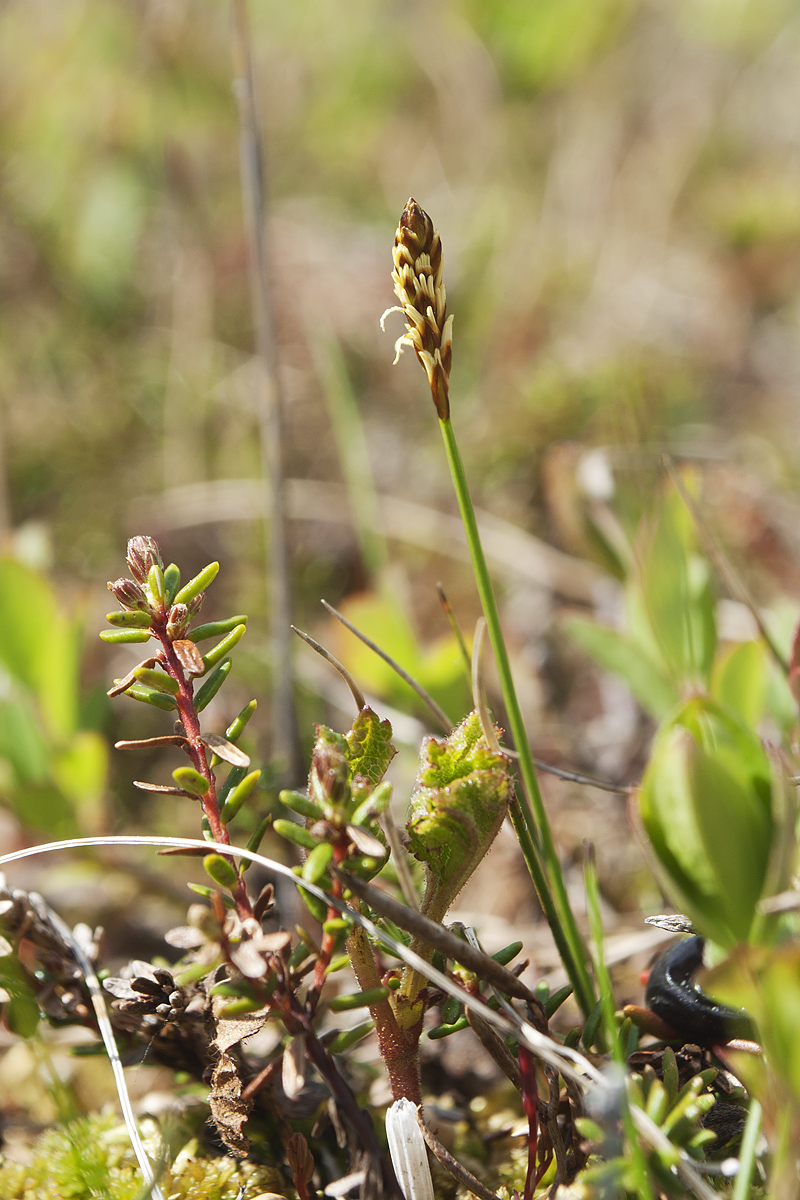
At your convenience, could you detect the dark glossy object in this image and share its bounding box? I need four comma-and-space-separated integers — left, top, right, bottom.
645, 936, 754, 1045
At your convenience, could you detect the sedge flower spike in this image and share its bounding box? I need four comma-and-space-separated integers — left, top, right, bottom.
382, 198, 453, 420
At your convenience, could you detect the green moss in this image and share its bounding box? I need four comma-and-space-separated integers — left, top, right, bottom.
0, 1112, 290, 1200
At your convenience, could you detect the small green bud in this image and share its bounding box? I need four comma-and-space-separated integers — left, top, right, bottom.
226, 699, 257, 743
328, 953, 351, 973
124, 683, 177, 710
174, 561, 219, 607
328, 987, 390, 1012
302, 842, 334, 884
134, 666, 180, 695
202, 624, 246, 672
189, 615, 248, 643
220, 769, 262, 823
194, 659, 232, 712
100, 628, 152, 644
173, 766, 210, 797
163, 563, 181, 606
273, 819, 322, 850
203, 854, 239, 889
106, 610, 151, 628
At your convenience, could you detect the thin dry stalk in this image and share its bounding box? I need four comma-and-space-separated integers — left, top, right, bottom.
230, 0, 302, 782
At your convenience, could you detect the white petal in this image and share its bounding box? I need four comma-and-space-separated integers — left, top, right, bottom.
385, 1099, 434, 1200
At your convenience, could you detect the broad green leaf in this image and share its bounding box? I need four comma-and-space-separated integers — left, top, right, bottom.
51, 730, 108, 832
0, 698, 50, 784
564, 615, 678, 718
0, 559, 79, 738
711, 639, 767, 728
640, 697, 772, 947
637, 485, 716, 687
705, 942, 800, 1104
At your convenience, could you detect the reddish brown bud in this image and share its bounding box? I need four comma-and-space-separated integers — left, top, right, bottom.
107, 577, 148, 611
127, 536, 163, 583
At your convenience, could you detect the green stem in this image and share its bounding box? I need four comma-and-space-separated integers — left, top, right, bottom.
732, 1098, 761, 1200
439, 415, 595, 1017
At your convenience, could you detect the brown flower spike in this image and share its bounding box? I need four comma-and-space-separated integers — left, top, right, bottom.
382, 198, 453, 420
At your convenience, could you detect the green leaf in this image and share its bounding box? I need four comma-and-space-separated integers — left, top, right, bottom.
173, 561, 219, 607
105, 610, 151, 628
639, 697, 772, 946
273, 819, 321, 850
203, 853, 239, 888
637, 481, 717, 687
173, 766, 209, 796
302, 841, 334, 884
123, 683, 177, 711
565, 616, 678, 718
51, 730, 108, 832
133, 666, 180, 695
225, 699, 257, 743
711, 640, 767, 729
163, 563, 181, 607
344, 706, 397, 786
0, 559, 80, 738
0, 697, 50, 784
406, 710, 512, 925
188, 615, 248, 643
99, 629, 151, 644
219, 769, 261, 823
194, 659, 231, 711
704, 943, 800, 1102
201, 625, 246, 672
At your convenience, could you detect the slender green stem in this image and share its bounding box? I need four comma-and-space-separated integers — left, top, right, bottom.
439, 415, 595, 1016
732, 1098, 761, 1200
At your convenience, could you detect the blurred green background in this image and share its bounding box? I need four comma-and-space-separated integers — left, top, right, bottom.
2, 0, 800, 878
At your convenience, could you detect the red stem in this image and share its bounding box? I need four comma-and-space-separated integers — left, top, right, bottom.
153, 617, 252, 920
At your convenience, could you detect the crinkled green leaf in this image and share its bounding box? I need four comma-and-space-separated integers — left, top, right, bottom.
406, 711, 512, 921
344, 706, 396, 786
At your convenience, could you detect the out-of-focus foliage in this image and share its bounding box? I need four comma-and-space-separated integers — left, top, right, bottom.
0, 558, 108, 834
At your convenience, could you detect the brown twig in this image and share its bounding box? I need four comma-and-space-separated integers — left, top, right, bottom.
321, 599, 453, 732
416, 1110, 501, 1200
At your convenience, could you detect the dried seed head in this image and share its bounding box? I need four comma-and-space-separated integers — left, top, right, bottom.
383, 198, 453, 420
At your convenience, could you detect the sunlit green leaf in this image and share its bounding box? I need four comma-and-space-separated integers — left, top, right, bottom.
711, 639, 767, 728
564, 616, 678, 718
